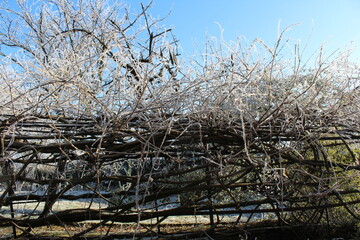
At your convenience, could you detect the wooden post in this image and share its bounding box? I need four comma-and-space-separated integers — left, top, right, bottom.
205, 162, 214, 228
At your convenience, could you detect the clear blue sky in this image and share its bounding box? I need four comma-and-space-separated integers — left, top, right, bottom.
132, 0, 360, 63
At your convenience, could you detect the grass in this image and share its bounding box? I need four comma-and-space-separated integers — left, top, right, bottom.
1, 217, 359, 239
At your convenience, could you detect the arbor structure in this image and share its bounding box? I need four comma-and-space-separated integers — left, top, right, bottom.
0, 0, 359, 239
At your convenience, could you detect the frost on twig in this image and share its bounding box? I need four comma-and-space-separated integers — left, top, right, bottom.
0, 0, 359, 238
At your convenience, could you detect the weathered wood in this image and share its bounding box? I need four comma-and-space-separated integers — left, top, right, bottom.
0, 1, 358, 237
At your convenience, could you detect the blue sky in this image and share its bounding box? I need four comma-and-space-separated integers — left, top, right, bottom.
5, 0, 360, 64
134, 0, 360, 63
